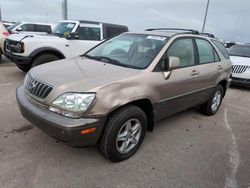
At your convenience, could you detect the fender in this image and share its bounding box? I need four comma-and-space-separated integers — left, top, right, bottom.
29, 47, 65, 59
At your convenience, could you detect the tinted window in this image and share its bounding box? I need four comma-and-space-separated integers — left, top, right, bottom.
106, 27, 127, 38
196, 39, 219, 64
21, 24, 35, 31
76, 27, 100, 41
167, 38, 195, 67
227, 45, 250, 58
7, 22, 20, 30
36, 25, 51, 32
212, 40, 230, 59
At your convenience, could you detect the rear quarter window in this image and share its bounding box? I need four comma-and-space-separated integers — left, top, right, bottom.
212, 40, 230, 59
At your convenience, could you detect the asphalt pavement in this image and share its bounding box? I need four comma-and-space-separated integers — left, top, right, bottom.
0, 62, 249, 188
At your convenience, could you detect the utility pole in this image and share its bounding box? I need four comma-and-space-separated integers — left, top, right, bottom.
202, 0, 210, 32
0, 4, 2, 21
62, 0, 68, 20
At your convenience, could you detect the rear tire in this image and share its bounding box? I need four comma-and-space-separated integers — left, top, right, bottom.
200, 85, 224, 116
100, 105, 147, 162
31, 54, 59, 68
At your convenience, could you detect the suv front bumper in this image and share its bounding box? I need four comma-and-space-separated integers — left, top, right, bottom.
16, 86, 106, 146
230, 76, 250, 88
5, 51, 32, 65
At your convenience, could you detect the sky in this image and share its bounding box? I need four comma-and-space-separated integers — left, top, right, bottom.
0, 0, 249, 42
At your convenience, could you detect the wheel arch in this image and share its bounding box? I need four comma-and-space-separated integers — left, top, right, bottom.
105, 99, 155, 132
218, 79, 228, 97
29, 47, 65, 61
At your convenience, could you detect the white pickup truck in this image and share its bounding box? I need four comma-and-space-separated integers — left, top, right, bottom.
5, 20, 128, 72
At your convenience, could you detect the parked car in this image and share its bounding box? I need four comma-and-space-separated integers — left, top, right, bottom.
226, 42, 250, 88
0, 22, 10, 61
16, 28, 232, 162
2, 21, 15, 29
5, 20, 128, 72
7, 22, 52, 34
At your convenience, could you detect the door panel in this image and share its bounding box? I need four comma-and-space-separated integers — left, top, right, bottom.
156, 38, 203, 120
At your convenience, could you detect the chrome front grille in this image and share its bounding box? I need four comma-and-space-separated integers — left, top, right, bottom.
24, 75, 53, 99
232, 65, 249, 74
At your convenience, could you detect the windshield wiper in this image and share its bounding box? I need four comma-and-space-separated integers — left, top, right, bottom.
82, 55, 136, 68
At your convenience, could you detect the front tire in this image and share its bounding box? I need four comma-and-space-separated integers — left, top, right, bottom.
200, 85, 224, 116
100, 105, 147, 162
31, 54, 59, 68
16, 64, 30, 72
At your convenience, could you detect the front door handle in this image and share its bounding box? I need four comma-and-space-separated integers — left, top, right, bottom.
190, 70, 200, 76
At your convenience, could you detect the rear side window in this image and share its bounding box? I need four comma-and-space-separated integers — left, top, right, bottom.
21, 24, 35, 31
167, 38, 195, 67
36, 25, 51, 32
76, 26, 100, 41
212, 40, 230, 59
196, 39, 219, 64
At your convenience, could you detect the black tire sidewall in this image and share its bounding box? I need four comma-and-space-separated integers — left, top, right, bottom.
207, 85, 224, 115
31, 54, 59, 67
103, 106, 147, 162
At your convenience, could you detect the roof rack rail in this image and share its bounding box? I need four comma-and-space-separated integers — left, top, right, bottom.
145, 28, 199, 34
200, 33, 215, 38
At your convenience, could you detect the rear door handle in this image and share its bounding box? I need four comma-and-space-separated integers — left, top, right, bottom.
217, 65, 223, 71
190, 70, 200, 76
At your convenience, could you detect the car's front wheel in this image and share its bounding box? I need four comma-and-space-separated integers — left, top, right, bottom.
200, 84, 224, 115
100, 105, 147, 162
31, 54, 60, 68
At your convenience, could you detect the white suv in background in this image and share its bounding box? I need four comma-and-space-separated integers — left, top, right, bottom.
7, 22, 52, 34
226, 42, 250, 88
5, 20, 128, 72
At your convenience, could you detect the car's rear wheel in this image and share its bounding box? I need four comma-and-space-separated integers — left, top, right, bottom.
200, 85, 224, 115
31, 54, 59, 68
100, 105, 147, 162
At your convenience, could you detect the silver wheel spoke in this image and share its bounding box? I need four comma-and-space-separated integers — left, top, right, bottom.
212, 91, 221, 111
116, 118, 142, 154
120, 140, 130, 152
125, 120, 132, 132
117, 132, 127, 141
131, 123, 140, 135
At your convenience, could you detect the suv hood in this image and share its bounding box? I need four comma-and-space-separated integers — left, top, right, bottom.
230, 56, 250, 66
7, 33, 59, 42
29, 56, 141, 96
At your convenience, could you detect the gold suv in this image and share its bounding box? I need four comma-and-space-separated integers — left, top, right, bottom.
16, 28, 232, 162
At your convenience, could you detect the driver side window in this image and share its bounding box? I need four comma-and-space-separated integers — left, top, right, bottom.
167, 38, 195, 67
155, 38, 195, 71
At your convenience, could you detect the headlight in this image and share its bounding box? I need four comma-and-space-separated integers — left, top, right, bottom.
49, 93, 96, 118
11, 42, 24, 53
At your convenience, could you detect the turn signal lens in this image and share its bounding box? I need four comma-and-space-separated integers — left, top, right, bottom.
80, 128, 96, 135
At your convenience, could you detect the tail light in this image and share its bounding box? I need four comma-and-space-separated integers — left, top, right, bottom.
2, 32, 10, 37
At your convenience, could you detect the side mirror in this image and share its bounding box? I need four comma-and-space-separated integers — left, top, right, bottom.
66, 32, 80, 40
16, 27, 22, 32
168, 56, 180, 70
162, 56, 180, 79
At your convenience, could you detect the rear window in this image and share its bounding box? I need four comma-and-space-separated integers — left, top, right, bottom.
212, 40, 230, 59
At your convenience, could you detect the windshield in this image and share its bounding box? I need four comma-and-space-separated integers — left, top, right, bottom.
52, 22, 76, 37
7, 22, 20, 30
227, 45, 250, 58
85, 33, 168, 69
